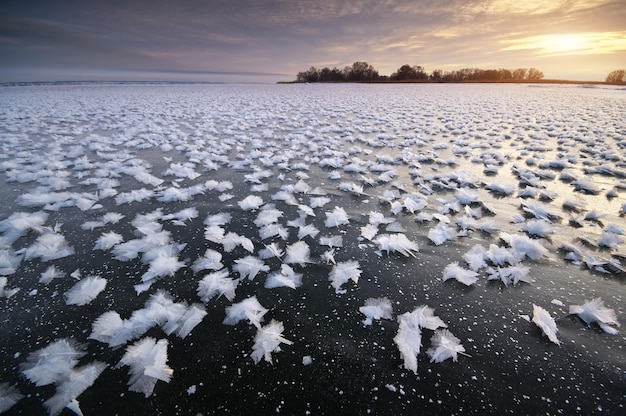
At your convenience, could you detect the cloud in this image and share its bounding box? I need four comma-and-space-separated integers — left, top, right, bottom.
500, 32, 626, 56
464, 0, 593, 15
1, 0, 624, 81
0, 15, 171, 71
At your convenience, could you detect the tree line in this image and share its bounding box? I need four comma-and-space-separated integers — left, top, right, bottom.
606, 69, 626, 83
295, 61, 545, 83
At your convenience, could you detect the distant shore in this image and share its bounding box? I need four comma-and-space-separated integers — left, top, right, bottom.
278, 79, 626, 86
1, 79, 622, 87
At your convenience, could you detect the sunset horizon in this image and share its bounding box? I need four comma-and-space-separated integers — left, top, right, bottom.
1, 1, 625, 83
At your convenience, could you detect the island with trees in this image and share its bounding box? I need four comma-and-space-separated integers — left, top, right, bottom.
290, 61, 626, 85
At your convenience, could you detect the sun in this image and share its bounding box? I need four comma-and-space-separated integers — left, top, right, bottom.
544, 34, 586, 53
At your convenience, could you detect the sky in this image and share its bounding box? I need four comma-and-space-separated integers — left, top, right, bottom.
1, 0, 625, 82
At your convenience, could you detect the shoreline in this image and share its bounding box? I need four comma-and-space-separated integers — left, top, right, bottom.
278, 79, 626, 86
2, 79, 624, 87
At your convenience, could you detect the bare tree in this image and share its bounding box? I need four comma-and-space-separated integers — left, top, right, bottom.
296, 67, 320, 83
390, 64, 427, 80
527, 68, 544, 80
606, 69, 626, 83
512, 68, 528, 80
430, 69, 444, 82
344, 61, 380, 81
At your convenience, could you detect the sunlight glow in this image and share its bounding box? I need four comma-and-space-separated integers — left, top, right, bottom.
547, 34, 585, 52
473, 0, 610, 15
501, 32, 626, 56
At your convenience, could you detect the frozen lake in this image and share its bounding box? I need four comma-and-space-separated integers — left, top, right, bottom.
0, 83, 625, 415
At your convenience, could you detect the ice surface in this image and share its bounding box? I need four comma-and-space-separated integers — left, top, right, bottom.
309, 196, 331, 208
233, 255, 269, 280
569, 298, 620, 334
118, 337, 173, 398
204, 225, 226, 244
191, 249, 224, 273
39, 264, 65, 284
374, 233, 419, 257
265, 264, 303, 289
138, 244, 185, 292
428, 223, 458, 246
258, 242, 284, 260
462, 244, 487, 271
89, 291, 206, 346
0, 211, 48, 245
0, 250, 22, 277
532, 304, 561, 345
164, 304, 207, 339
360, 223, 379, 241
324, 206, 350, 228
0, 383, 23, 413
93, 231, 124, 251
442, 262, 479, 286
221, 232, 254, 253
597, 231, 624, 249
284, 240, 312, 266
1, 83, 625, 415
197, 268, 238, 302
89, 311, 124, 344
204, 212, 232, 226
359, 297, 393, 325
319, 235, 343, 248
486, 264, 532, 286
394, 306, 448, 372
500, 232, 549, 261
522, 220, 556, 237
328, 260, 362, 294
23, 231, 75, 262
21, 339, 86, 387
65, 275, 107, 306
426, 329, 466, 363
254, 208, 283, 228
250, 320, 293, 364
394, 317, 422, 374
19, 337, 104, 414
238, 195, 264, 211
297, 223, 320, 240
223, 296, 268, 328
43, 362, 106, 416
